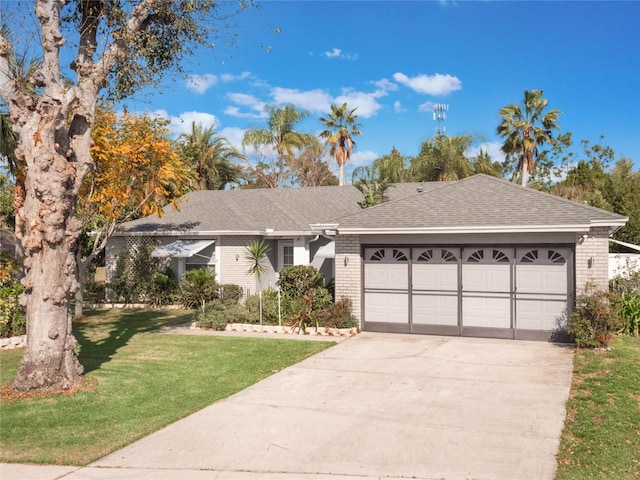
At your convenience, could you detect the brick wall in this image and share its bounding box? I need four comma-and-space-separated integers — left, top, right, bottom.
218, 235, 266, 296
575, 227, 610, 293
334, 234, 362, 327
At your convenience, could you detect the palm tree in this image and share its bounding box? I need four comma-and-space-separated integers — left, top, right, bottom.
177, 122, 245, 190
319, 103, 362, 186
242, 104, 318, 188
497, 90, 561, 186
410, 135, 476, 182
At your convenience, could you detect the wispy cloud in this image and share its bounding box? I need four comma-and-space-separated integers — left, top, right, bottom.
322, 48, 359, 60
335, 89, 387, 118
225, 93, 267, 119
393, 72, 462, 96
185, 74, 218, 94
418, 100, 435, 112
373, 78, 399, 91
394, 100, 406, 114
153, 109, 220, 135
186, 72, 252, 94
271, 87, 333, 112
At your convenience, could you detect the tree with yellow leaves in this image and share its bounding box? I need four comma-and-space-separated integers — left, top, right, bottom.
74, 106, 193, 318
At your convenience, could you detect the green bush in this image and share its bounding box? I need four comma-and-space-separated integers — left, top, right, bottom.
179, 268, 218, 310
218, 284, 243, 303
107, 244, 160, 303
569, 289, 620, 348
0, 283, 25, 338
0, 252, 25, 338
277, 265, 326, 298
245, 290, 282, 324
147, 269, 179, 307
614, 291, 640, 336
194, 299, 246, 330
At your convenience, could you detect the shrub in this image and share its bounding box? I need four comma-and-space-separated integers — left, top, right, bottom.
245, 290, 282, 324
0, 283, 25, 338
0, 252, 25, 338
179, 268, 218, 310
569, 289, 620, 348
218, 284, 243, 304
314, 297, 358, 329
147, 269, 179, 307
107, 244, 160, 303
194, 299, 246, 330
614, 291, 640, 336
277, 265, 326, 298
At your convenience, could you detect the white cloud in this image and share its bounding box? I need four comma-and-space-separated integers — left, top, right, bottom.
373, 78, 399, 91
322, 48, 359, 60
185, 74, 218, 94
225, 93, 267, 119
220, 71, 252, 82
160, 111, 220, 135
418, 100, 435, 112
272, 87, 333, 112
219, 126, 247, 152
324, 48, 342, 58
394, 101, 406, 113
393, 72, 462, 96
466, 141, 505, 164
335, 89, 387, 118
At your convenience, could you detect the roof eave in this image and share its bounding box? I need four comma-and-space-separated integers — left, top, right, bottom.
336, 224, 596, 235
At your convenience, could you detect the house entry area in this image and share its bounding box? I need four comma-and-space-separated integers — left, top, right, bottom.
363, 245, 573, 341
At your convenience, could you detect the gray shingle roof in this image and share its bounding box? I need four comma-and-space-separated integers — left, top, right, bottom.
118, 175, 627, 236
119, 186, 365, 234
333, 174, 627, 232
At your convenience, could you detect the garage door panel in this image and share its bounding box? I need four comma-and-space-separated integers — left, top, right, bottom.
517, 265, 567, 294
463, 265, 510, 292
364, 264, 408, 290
365, 292, 408, 323
462, 294, 511, 328
413, 264, 458, 290
412, 293, 458, 325
517, 295, 568, 331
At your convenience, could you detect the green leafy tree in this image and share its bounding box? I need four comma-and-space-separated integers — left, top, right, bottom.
177, 122, 245, 190
603, 159, 640, 246
352, 165, 393, 208
243, 104, 318, 188
319, 103, 363, 186
0, 0, 253, 392
497, 90, 561, 186
290, 145, 339, 187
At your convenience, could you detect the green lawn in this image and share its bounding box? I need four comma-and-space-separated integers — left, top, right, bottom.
0, 309, 333, 465
555, 336, 640, 479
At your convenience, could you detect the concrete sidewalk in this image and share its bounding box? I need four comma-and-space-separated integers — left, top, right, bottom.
1, 333, 574, 480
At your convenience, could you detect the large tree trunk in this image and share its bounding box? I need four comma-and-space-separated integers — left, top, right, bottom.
11, 103, 86, 391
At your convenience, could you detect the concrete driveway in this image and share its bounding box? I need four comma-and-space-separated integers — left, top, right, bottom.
2, 333, 574, 480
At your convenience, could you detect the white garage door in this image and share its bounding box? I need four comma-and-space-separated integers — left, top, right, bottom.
516, 248, 569, 332
363, 248, 409, 325
363, 245, 573, 340
412, 248, 459, 328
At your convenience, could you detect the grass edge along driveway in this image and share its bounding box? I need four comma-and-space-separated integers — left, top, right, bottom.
555, 335, 640, 480
0, 309, 334, 466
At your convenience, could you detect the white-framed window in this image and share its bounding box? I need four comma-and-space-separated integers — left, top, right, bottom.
185, 242, 216, 272
279, 240, 294, 271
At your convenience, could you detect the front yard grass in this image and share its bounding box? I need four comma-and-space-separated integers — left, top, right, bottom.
0, 308, 333, 466
555, 335, 640, 479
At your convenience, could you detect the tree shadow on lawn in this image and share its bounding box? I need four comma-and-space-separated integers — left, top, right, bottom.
74, 309, 193, 374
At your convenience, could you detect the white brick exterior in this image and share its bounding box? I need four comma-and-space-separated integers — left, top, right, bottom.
334, 234, 362, 326
575, 227, 611, 293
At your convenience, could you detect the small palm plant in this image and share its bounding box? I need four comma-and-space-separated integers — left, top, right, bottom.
245, 239, 271, 323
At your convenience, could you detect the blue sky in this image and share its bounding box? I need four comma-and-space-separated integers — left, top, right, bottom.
111, 1, 640, 181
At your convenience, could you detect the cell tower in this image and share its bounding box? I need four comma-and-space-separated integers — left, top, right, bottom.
433, 103, 449, 136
